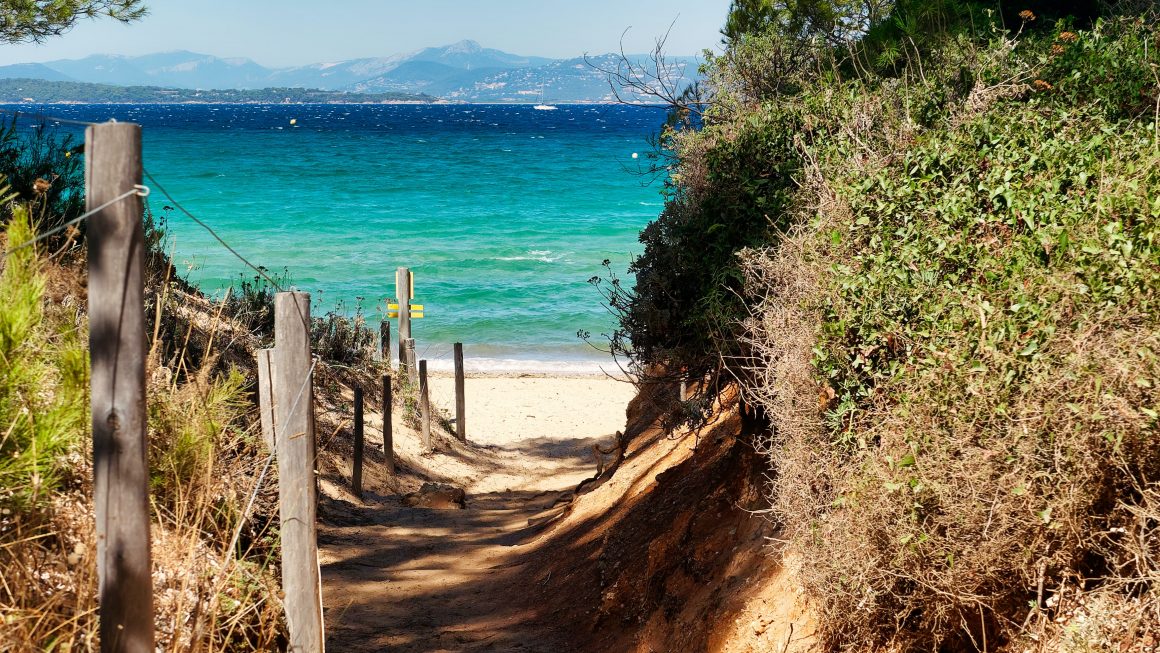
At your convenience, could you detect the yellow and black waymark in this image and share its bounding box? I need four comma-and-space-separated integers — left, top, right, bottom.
388, 303, 425, 319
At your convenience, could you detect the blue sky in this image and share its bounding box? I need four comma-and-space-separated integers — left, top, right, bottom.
0, 1, 732, 66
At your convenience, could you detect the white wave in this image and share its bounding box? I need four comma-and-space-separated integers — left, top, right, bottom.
495, 249, 570, 263
496, 256, 557, 262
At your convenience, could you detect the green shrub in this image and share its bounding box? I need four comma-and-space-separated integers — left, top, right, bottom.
1035, 15, 1160, 120
597, 93, 804, 384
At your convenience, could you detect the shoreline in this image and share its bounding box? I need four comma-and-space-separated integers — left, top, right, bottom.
1, 100, 672, 107
424, 369, 634, 381
408, 355, 633, 380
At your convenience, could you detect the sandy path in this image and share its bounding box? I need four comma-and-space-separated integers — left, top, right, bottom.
319, 376, 635, 652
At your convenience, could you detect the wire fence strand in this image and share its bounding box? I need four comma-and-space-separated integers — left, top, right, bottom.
143, 169, 285, 293
0, 184, 147, 266
0, 107, 100, 128
225, 356, 319, 563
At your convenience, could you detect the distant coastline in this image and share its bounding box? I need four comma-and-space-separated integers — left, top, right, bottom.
0, 78, 435, 105
0, 79, 674, 106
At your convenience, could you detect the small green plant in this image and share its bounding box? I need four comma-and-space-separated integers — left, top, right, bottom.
222, 266, 291, 341
396, 371, 422, 429
149, 365, 249, 505
311, 297, 375, 366
0, 116, 84, 239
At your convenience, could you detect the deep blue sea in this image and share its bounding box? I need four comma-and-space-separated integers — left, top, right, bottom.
4, 103, 668, 372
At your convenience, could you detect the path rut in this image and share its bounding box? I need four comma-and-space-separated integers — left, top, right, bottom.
317, 376, 635, 652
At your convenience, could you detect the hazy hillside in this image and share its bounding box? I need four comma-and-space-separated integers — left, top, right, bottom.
44, 51, 272, 89
0, 63, 74, 82
407, 39, 552, 70
348, 60, 509, 96
441, 54, 699, 103
265, 55, 410, 90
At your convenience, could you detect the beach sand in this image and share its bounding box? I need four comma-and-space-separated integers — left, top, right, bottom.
425, 374, 635, 448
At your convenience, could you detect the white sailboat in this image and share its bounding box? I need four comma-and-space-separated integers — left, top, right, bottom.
533, 81, 557, 110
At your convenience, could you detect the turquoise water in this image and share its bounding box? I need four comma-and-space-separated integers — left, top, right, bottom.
8, 104, 667, 371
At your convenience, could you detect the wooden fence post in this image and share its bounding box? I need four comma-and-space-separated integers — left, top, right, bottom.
403, 338, 417, 385
86, 121, 153, 653
379, 320, 390, 364
419, 359, 431, 451
257, 348, 276, 451
453, 342, 466, 442
352, 386, 364, 499
382, 374, 395, 474
273, 292, 324, 652
396, 267, 412, 354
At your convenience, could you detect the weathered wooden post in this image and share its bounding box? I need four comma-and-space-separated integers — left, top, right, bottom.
382, 374, 395, 474
419, 359, 431, 451
257, 348, 276, 450
453, 342, 466, 442
379, 320, 390, 364
86, 120, 153, 653
395, 267, 412, 363
403, 337, 417, 385
273, 292, 324, 653
352, 386, 364, 499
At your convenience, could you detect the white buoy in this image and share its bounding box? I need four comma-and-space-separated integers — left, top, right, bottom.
632, 152, 639, 159
290, 118, 297, 125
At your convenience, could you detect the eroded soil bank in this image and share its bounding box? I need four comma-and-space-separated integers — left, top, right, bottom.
318, 378, 814, 652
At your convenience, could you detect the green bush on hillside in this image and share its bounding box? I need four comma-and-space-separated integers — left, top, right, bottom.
608, 103, 802, 382
615, 0, 1160, 647
731, 11, 1160, 650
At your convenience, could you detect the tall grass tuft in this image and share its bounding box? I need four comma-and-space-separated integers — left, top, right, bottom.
0, 205, 87, 510
0, 206, 93, 650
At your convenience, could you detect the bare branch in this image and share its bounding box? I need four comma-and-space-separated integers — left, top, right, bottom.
584, 21, 708, 118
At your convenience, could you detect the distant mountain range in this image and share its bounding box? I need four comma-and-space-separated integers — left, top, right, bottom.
0, 40, 701, 103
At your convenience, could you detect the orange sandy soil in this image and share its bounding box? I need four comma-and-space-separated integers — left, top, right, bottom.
314, 376, 817, 652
